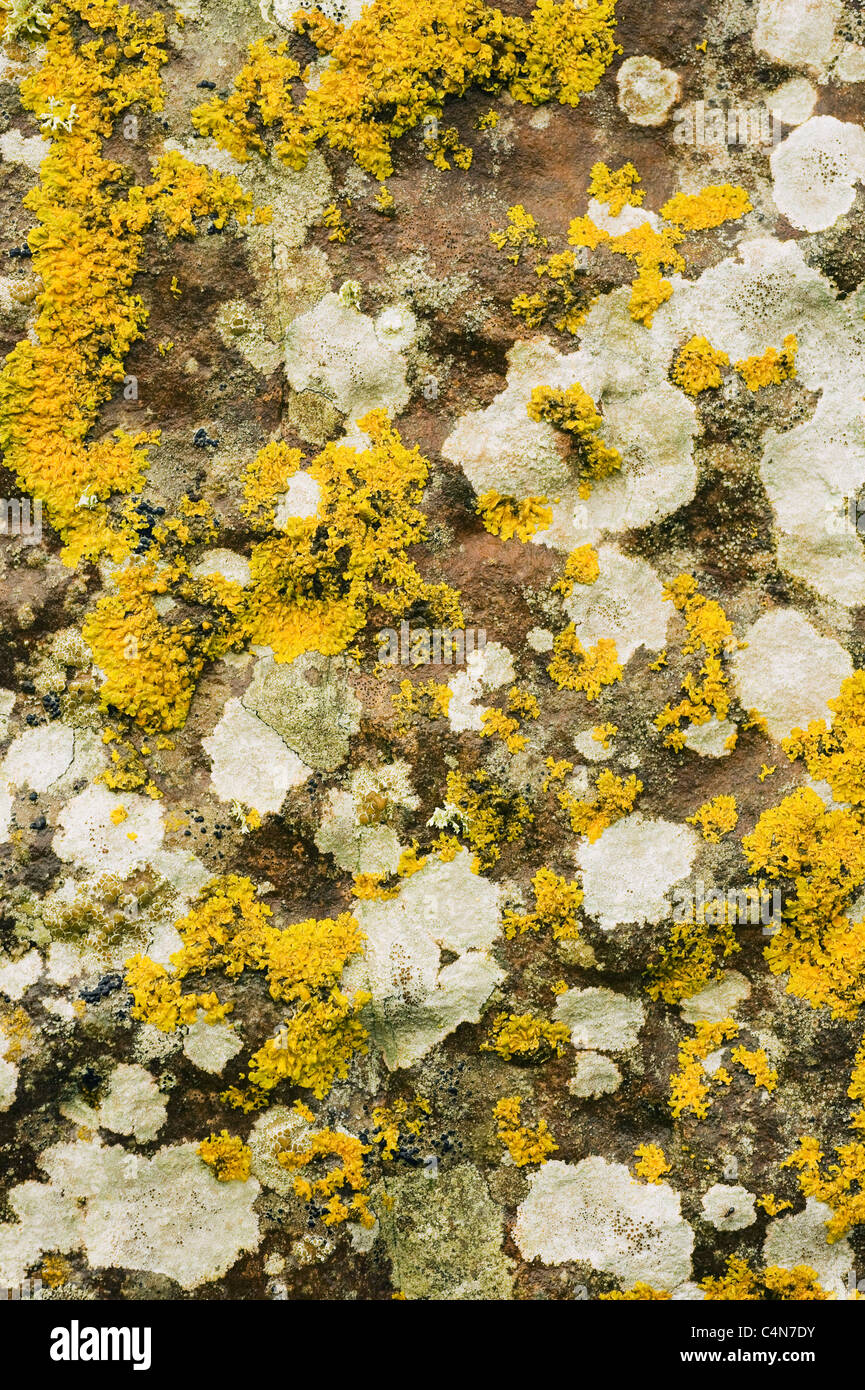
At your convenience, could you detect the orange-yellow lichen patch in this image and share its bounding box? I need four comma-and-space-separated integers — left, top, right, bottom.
198, 1130, 252, 1182
193, 0, 622, 180
553, 543, 599, 595
278, 1108, 375, 1227
655, 574, 736, 749
672, 335, 729, 395
246, 412, 463, 664
743, 786, 865, 1018
783, 1136, 865, 1242
734, 334, 797, 391
493, 1095, 558, 1165
660, 183, 752, 231
476, 489, 553, 542
527, 382, 621, 496
503, 865, 583, 940
482, 1011, 570, 1061
587, 160, 643, 216
558, 768, 642, 842
548, 626, 623, 699
669, 1018, 738, 1120
633, 1143, 671, 1183
0, 1, 263, 566
686, 794, 738, 843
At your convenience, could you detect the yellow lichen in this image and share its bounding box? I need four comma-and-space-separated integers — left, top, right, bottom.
558, 769, 641, 842
587, 159, 643, 216
548, 626, 623, 699
553, 543, 600, 595
193, 0, 621, 180
633, 1143, 671, 1184
476, 489, 553, 542
672, 335, 729, 395
493, 1095, 558, 1165
686, 794, 738, 843
669, 1018, 738, 1120
198, 1130, 252, 1182
482, 1011, 570, 1061
503, 865, 583, 940
734, 334, 798, 390
527, 383, 622, 495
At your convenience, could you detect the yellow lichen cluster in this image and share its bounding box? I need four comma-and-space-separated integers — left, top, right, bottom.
547, 626, 623, 699
587, 159, 643, 216
743, 786, 865, 1018
659, 184, 752, 231
126, 875, 370, 1101
482, 1011, 570, 1061
670, 1023, 777, 1119
784, 1136, 865, 1243
669, 1018, 738, 1119
391, 679, 452, 731
193, 0, 621, 180
245, 413, 463, 664
734, 333, 798, 391
558, 768, 641, 842
731, 1044, 778, 1093
480, 686, 540, 752
444, 768, 533, 866
371, 1095, 430, 1158
495, 168, 750, 334
0, 0, 264, 567
198, 1130, 253, 1182
633, 1143, 671, 1183
503, 866, 583, 940
489, 203, 547, 263
655, 574, 736, 749
424, 124, 473, 170
672, 335, 729, 395
646, 907, 740, 1006
278, 1104, 374, 1227
687, 794, 738, 843
493, 1095, 558, 1165
241, 440, 302, 525
553, 543, 599, 595
605, 1259, 830, 1300
476, 489, 553, 542
527, 383, 622, 496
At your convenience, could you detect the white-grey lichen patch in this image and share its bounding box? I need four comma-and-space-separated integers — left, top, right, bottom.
770, 115, 865, 232
0, 1139, 260, 1291
616, 55, 681, 127
679, 971, 752, 1025
203, 697, 312, 815
182, 1014, 243, 1074
342, 850, 504, 1069
554, 986, 645, 1052
763, 1196, 854, 1297
562, 545, 668, 664
90, 1063, 168, 1142
577, 814, 699, 930
242, 651, 361, 772
732, 609, 852, 741
314, 761, 418, 874
377, 1164, 513, 1300
701, 1183, 757, 1231
514, 1157, 694, 1290
569, 1050, 622, 1098
283, 291, 410, 428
